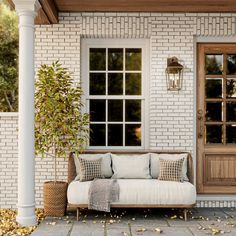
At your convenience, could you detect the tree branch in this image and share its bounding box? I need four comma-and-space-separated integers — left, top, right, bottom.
4, 91, 13, 112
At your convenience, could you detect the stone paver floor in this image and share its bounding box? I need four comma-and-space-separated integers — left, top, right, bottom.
31, 208, 236, 236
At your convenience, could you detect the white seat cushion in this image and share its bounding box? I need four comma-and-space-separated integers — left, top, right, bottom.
68, 179, 196, 206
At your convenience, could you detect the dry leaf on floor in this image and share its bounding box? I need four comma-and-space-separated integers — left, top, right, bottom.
154, 227, 163, 233
136, 227, 146, 232
122, 232, 129, 236
170, 215, 177, 220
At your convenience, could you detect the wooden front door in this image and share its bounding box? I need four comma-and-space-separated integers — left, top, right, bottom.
197, 44, 236, 194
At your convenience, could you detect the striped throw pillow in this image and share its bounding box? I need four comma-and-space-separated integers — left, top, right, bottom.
78, 158, 103, 182
158, 158, 184, 182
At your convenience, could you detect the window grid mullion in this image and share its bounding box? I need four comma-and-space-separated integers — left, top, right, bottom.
105, 48, 108, 146
123, 48, 126, 146
123, 99, 125, 147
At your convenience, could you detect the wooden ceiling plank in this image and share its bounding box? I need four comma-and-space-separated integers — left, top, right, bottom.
39, 0, 58, 24
35, 7, 51, 25
55, 0, 236, 13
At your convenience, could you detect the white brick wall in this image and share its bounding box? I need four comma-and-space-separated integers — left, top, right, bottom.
1, 12, 236, 208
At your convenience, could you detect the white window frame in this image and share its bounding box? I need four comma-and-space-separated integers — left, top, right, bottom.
81, 38, 150, 150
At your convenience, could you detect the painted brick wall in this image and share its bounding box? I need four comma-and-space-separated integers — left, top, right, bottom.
1, 12, 236, 208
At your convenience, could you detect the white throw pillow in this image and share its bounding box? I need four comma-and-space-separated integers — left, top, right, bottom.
111, 154, 151, 179
150, 153, 189, 181
73, 153, 112, 179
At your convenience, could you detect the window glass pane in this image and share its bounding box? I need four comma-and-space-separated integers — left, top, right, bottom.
125, 124, 141, 146
206, 125, 223, 144
125, 73, 141, 95
226, 79, 236, 98
108, 73, 123, 95
125, 100, 141, 122
108, 124, 123, 146
205, 78, 222, 98
89, 73, 106, 95
226, 102, 236, 122
226, 125, 236, 144
90, 48, 106, 71
227, 55, 236, 75
125, 48, 141, 71
108, 100, 123, 122
90, 124, 106, 146
206, 102, 222, 122
108, 48, 123, 71
90, 100, 106, 122
205, 54, 223, 75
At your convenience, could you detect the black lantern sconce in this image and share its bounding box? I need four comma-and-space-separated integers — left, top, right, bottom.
165, 57, 184, 91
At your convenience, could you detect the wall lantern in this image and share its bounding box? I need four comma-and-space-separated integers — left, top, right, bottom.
165, 57, 183, 91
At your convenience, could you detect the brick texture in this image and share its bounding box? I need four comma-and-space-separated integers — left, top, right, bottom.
1, 12, 236, 208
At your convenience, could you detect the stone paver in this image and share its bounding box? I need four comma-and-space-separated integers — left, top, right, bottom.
31, 208, 236, 236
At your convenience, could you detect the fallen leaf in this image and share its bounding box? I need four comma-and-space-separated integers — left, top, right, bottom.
122, 232, 129, 236
154, 227, 163, 233
136, 227, 146, 232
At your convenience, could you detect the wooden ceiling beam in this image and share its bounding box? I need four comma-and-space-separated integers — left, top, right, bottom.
55, 0, 236, 13
39, 0, 58, 24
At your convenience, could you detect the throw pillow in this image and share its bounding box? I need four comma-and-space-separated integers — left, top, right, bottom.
158, 158, 184, 182
150, 153, 189, 181
74, 153, 112, 179
111, 154, 151, 179
78, 158, 103, 182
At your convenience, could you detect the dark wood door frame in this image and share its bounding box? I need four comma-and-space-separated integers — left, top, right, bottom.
197, 43, 236, 194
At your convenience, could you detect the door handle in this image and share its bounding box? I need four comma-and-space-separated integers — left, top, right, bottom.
197, 109, 204, 138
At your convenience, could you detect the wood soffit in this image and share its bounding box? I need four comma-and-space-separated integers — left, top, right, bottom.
8, 0, 236, 25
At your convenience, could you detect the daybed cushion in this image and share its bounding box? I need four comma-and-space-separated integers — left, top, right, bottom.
111, 154, 151, 179
68, 179, 196, 205
74, 153, 112, 178
150, 153, 189, 181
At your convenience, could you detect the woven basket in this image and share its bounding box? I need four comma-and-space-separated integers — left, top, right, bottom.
43, 181, 68, 217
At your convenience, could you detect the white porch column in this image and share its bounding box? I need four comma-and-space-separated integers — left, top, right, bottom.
13, 0, 40, 227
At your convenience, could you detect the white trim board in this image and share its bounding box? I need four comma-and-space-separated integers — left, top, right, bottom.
196, 36, 236, 43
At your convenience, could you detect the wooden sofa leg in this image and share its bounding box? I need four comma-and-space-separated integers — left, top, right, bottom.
183, 209, 188, 222
76, 208, 80, 221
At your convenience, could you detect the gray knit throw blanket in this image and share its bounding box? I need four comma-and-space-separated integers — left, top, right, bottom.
88, 179, 120, 212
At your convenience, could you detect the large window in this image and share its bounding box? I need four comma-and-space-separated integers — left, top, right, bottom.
82, 39, 149, 149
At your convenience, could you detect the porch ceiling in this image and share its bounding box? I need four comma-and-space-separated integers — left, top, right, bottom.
9, 0, 236, 25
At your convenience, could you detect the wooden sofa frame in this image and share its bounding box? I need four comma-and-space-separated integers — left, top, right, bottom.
67, 150, 195, 221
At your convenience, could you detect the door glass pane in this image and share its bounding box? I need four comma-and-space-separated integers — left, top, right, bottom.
90, 124, 105, 146
226, 125, 236, 143
125, 124, 141, 146
205, 54, 223, 75
90, 48, 106, 71
108, 73, 123, 95
125, 100, 141, 122
89, 73, 106, 95
108, 124, 123, 146
108, 48, 123, 71
226, 78, 236, 98
226, 102, 236, 122
125, 73, 141, 95
206, 125, 223, 144
205, 78, 222, 98
108, 100, 123, 122
227, 55, 236, 74
206, 102, 222, 121
89, 100, 106, 122
125, 48, 141, 71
